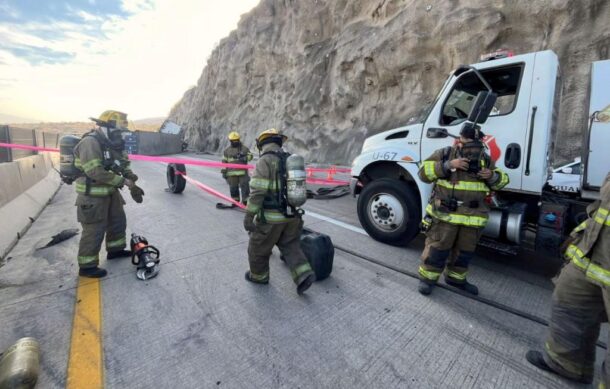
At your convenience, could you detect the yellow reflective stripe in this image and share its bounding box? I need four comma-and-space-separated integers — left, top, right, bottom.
75, 183, 115, 196
446, 270, 467, 281
566, 244, 610, 286
489, 169, 509, 190
423, 161, 438, 181
419, 266, 441, 281
226, 170, 247, 176
106, 237, 126, 248
291, 262, 313, 280
437, 179, 489, 192
425, 204, 488, 227
74, 158, 82, 168
250, 178, 277, 190
225, 157, 246, 162
109, 175, 123, 187
544, 342, 593, 377
80, 158, 103, 173
77, 255, 98, 265
594, 208, 609, 226
572, 220, 588, 233
246, 203, 261, 213
250, 271, 269, 282
263, 210, 289, 222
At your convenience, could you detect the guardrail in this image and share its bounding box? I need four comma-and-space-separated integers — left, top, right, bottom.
0, 125, 60, 163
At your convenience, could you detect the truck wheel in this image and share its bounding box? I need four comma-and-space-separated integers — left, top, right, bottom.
357, 178, 420, 246
167, 163, 186, 193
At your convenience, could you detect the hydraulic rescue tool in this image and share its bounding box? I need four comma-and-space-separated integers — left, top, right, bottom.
130, 233, 161, 280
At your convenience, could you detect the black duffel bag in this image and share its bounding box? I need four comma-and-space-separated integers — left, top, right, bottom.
300, 228, 334, 281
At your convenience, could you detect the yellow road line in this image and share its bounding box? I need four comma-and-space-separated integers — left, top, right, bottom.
67, 277, 104, 389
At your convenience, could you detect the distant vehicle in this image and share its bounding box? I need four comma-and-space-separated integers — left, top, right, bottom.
548, 158, 581, 194
350, 50, 610, 256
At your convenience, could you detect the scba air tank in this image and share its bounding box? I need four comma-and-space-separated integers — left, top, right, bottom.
59, 135, 81, 183
286, 154, 307, 207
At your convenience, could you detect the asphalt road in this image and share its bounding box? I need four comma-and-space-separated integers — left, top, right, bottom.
0, 153, 601, 388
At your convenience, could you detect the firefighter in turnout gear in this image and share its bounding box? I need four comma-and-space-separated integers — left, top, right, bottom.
526, 172, 610, 386
417, 124, 509, 295
243, 129, 315, 295
221, 131, 253, 205
73, 110, 143, 278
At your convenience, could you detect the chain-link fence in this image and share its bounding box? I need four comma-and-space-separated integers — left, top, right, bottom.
0, 125, 60, 163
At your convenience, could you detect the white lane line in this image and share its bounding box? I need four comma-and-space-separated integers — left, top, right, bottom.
304, 210, 368, 235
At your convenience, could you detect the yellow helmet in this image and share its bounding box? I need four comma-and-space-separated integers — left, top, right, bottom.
256, 128, 287, 144
93, 110, 129, 131
228, 131, 241, 141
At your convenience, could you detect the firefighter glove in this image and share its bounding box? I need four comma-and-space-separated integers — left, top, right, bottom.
243, 212, 256, 232
130, 184, 145, 204
124, 172, 139, 182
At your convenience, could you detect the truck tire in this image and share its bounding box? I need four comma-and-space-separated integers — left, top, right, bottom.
357, 178, 420, 246
167, 163, 186, 193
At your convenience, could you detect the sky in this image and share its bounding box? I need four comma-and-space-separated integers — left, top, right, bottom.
0, 0, 259, 122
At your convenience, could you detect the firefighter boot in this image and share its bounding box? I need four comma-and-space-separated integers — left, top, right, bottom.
525, 350, 592, 385
446, 279, 479, 295
297, 272, 316, 295
418, 280, 435, 295
79, 266, 107, 278
107, 249, 132, 260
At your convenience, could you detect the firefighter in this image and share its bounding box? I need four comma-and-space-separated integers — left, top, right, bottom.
73, 110, 144, 278
417, 124, 509, 295
221, 131, 253, 205
526, 172, 610, 385
243, 128, 316, 294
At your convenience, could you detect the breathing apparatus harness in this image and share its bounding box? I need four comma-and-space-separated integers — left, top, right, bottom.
130, 233, 161, 280
257, 134, 305, 219
60, 127, 129, 193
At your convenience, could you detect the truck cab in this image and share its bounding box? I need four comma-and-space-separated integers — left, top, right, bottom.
352, 50, 559, 245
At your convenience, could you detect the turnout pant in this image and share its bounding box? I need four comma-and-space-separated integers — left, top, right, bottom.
76, 191, 127, 268
419, 220, 481, 284
247, 217, 313, 284
226, 175, 250, 203
544, 262, 609, 384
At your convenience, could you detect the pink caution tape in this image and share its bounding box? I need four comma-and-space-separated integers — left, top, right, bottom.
128, 154, 255, 170
176, 171, 246, 209
0, 142, 351, 176
0, 142, 59, 153
307, 178, 350, 186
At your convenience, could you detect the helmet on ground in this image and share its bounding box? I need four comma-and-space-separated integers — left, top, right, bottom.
256, 128, 287, 149
228, 131, 241, 141
91, 110, 129, 131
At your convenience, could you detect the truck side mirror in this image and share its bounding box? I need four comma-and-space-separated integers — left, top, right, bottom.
467, 91, 498, 124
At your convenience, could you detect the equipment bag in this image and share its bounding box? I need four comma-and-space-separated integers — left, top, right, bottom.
300, 228, 334, 280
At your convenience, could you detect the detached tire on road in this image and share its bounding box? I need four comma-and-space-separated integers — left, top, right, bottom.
357, 178, 420, 246
167, 163, 186, 193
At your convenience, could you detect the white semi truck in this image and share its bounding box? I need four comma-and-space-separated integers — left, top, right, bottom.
350, 50, 610, 256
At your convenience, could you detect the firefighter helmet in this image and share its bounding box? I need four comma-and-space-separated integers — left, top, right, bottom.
91, 110, 129, 131
256, 128, 287, 149
228, 131, 241, 141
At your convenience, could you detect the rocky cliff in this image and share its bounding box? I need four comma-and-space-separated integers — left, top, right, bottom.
169, 0, 610, 165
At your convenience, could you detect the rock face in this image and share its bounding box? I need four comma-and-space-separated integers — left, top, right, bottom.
169, 0, 610, 165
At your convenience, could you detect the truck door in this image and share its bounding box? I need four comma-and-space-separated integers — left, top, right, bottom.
420, 53, 538, 191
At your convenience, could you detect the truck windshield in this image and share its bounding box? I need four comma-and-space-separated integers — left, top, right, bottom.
440, 65, 523, 126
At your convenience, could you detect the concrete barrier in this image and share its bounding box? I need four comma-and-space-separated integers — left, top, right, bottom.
0, 153, 60, 261
137, 132, 183, 155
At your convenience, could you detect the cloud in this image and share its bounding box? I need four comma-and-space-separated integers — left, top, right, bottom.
0, 0, 260, 121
